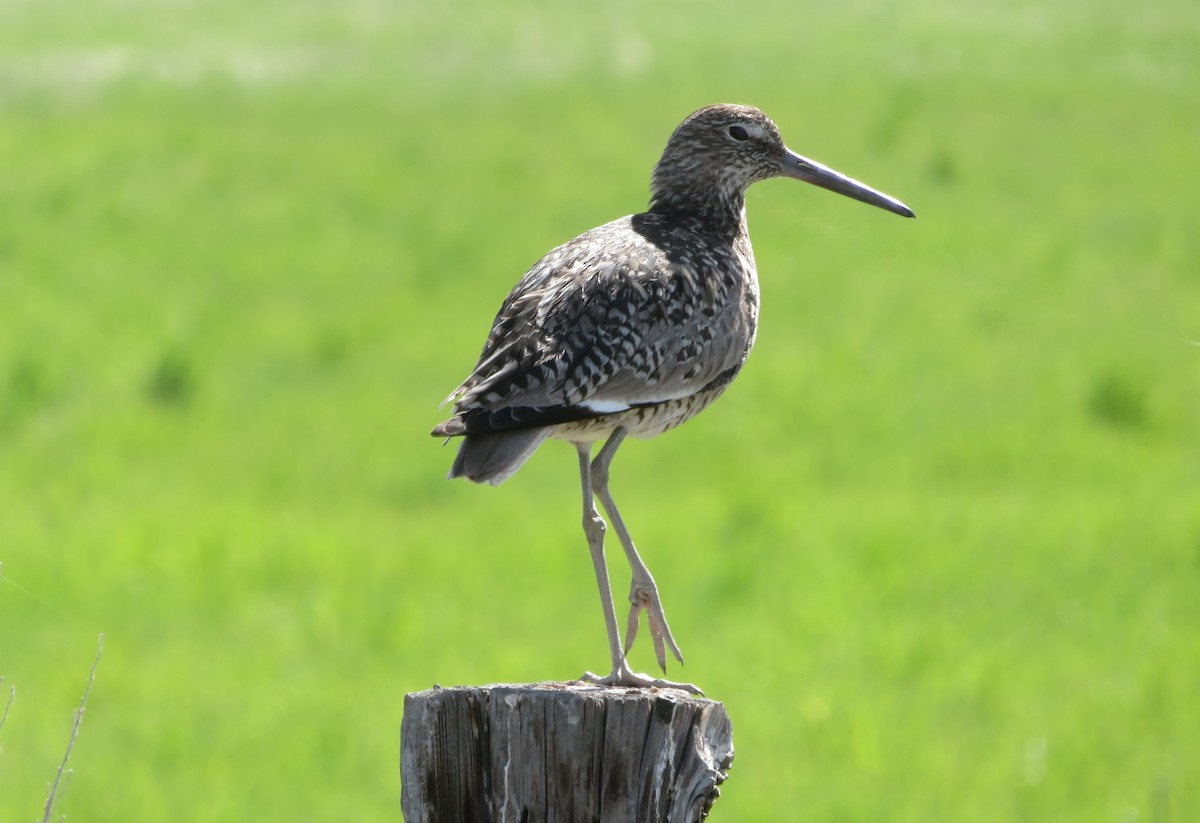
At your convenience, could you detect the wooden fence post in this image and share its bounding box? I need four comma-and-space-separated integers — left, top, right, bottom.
401, 682, 734, 822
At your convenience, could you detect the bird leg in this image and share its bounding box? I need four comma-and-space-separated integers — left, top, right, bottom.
576, 432, 700, 695
590, 428, 687, 670
575, 441, 626, 677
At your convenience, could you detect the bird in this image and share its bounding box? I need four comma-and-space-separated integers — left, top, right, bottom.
432, 104, 914, 693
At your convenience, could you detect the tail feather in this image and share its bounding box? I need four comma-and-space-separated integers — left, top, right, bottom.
448, 429, 551, 486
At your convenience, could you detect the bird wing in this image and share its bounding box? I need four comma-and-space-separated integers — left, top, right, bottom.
434, 215, 755, 437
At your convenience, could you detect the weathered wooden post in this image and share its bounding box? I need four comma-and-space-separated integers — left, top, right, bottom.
401, 682, 734, 822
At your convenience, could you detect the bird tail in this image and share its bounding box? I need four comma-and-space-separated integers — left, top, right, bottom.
447, 429, 551, 486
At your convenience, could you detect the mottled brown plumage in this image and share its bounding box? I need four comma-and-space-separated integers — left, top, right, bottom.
432, 104, 913, 691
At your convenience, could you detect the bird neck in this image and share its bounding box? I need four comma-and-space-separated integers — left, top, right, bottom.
647, 186, 748, 240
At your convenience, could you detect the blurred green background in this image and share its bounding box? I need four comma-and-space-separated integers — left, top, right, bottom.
2, 0, 1197, 819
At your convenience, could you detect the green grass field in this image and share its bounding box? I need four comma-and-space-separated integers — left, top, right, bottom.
2, 0, 1198, 819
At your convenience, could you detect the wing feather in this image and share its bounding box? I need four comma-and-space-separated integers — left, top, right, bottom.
433, 213, 756, 437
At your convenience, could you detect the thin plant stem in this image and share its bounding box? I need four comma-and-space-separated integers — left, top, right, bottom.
0, 677, 13, 733
42, 634, 104, 823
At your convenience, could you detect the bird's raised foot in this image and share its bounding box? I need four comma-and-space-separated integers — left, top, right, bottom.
577, 660, 702, 696
624, 583, 685, 673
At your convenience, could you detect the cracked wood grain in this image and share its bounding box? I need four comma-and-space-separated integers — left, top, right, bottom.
401, 682, 734, 823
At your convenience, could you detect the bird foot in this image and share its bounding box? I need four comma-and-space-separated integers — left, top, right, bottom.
624, 583, 685, 673
577, 660, 702, 695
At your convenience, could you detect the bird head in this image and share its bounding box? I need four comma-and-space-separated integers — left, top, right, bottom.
650, 104, 914, 222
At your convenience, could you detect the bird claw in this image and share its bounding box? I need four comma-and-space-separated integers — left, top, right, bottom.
577, 660, 702, 695
623, 584, 685, 673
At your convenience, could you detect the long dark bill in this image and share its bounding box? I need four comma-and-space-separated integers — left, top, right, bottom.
781, 149, 915, 218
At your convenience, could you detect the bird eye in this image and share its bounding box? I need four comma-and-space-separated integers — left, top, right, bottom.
727, 124, 750, 142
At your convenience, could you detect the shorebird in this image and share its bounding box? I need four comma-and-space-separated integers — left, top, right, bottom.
433, 104, 913, 692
